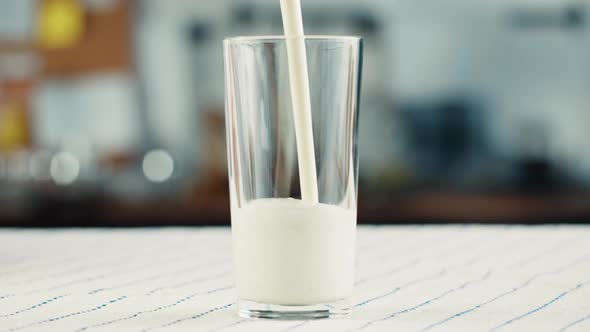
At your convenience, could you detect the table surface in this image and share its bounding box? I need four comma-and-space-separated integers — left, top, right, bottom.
1, 226, 589, 332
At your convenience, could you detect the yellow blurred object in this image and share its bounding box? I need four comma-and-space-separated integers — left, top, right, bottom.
0, 102, 29, 151
37, 0, 85, 49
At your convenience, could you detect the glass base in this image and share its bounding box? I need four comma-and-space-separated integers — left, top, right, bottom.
237, 298, 351, 320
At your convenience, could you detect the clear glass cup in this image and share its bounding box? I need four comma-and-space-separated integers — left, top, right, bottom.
224, 36, 363, 319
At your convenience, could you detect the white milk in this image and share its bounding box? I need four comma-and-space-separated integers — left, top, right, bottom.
280, 0, 319, 203
232, 198, 356, 305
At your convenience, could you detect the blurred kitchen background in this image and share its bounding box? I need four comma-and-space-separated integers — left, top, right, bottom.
1, 0, 589, 226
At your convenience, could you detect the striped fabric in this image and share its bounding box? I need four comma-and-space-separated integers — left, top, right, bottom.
0, 226, 589, 332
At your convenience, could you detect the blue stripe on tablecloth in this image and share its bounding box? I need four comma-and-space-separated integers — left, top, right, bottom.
354, 268, 448, 308
145, 269, 231, 295
355, 258, 422, 286
140, 303, 234, 332
18, 252, 227, 296
350, 270, 493, 331
420, 254, 590, 331
87, 259, 227, 294
354, 255, 481, 308
280, 320, 310, 332
506, 237, 579, 270
489, 281, 589, 332
558, 313, 590, 332
74, 286, 232, 332
12, 240, 228, 295
2, 296, 126, 332
0, 295, 67, 318
348, 234, 578, 331
208, 318, 249, 332
0, 295, 13, 301
355, 234, 495, 291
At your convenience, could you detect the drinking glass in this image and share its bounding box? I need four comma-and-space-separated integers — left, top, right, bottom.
224, 36, 363, 319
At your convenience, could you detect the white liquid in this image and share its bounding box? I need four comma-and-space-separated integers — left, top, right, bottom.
232, 198, 356, 305
280, 0, 319, 203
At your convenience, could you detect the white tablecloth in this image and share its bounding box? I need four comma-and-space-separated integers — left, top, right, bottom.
1, 226, 589, 332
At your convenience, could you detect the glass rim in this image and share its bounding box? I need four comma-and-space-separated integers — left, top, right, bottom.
224, 35, 362, 44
